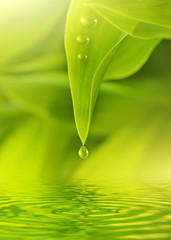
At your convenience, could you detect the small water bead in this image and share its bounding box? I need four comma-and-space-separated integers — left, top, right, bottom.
77, 52, 88, 61
76, 34, 90, 45
78, 146, 89, 159
80, 15, 97, 28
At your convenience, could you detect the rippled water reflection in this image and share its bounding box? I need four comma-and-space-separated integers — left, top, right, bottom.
0, 180, 171, 240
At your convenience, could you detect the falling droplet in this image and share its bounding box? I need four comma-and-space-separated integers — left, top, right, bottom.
76, 34, 90, 45
80, 15, 97, 28
78, 145, 89, 159
77, 52, 88, 61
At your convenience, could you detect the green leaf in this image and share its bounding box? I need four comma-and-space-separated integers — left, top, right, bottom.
105, 36, 160, 80
89, 0, 171, 39
89, 0, 171, 31
65, 0, 170, 144
65, 0, 127, 143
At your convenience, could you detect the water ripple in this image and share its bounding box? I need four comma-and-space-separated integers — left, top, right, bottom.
0, 180, 170, 240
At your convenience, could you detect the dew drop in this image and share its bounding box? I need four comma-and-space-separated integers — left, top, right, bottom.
78, 145, 89, 159
80, 15, 97, 28
77, 52, 88, 61
76, 34, 90, 45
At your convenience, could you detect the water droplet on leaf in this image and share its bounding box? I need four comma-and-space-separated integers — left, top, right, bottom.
76, 34, 90, 45
78, 146, 89, 159
78, 52, 88, 61
80, 15, 97, 28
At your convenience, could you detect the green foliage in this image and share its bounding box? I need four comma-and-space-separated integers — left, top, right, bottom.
65, 0, 171, 144
0, 0, 171, 181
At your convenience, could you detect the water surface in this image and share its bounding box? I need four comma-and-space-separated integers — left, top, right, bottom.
0, 180, 170, 240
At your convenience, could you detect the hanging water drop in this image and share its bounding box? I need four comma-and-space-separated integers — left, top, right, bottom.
77, 52, 88, 61
78, 145, 89, 159
80, 15, 97, 28
76, 34, 90, 45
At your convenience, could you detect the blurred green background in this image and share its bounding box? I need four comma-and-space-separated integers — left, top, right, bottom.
0, 0, 171, 183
